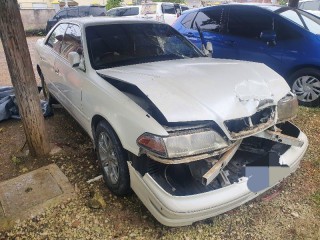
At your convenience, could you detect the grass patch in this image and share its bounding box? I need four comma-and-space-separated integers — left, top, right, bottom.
311, 191, 320, 207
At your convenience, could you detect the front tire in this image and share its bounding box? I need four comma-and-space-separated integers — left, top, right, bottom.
290, 68, 320, 107
38, 69, 56, 105
95, 121, 131, 196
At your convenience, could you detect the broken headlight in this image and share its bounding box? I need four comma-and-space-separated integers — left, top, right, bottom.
137, 129, 228, 159
277, 93, 298, 122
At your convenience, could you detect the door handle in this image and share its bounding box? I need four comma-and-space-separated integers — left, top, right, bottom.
185, 32, 194, 37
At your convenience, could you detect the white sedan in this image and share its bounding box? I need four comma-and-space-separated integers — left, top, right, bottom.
35, 17, 308, 227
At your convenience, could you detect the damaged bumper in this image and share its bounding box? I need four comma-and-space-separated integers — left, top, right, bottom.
128, 123, 308, 227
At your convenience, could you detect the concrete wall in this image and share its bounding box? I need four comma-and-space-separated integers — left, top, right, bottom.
18, 0, 53, 9
20, 9, 56, 31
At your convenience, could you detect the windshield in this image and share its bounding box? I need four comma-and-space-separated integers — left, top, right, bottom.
86, 23, 203, 70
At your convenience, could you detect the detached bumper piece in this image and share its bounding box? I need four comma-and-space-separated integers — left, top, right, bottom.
129, 122, 308, 226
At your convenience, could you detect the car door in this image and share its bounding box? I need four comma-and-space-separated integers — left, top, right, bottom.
224, 6, 283, 71
274, 9, 318, 76
54, 23, 88, 125
40, 23, 68, 99
178, 7, 232, 59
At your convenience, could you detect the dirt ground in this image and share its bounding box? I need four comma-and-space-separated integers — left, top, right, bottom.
0, 37, 319, 239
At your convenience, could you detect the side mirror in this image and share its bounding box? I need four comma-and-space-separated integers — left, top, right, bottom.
55, 34, 63, 42
203, 42, 213, 57
68, 52, 80, 67
260, 30, 276, 46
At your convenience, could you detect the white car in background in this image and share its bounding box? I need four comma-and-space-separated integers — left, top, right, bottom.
106, 5, 142, 18
35, 17, 308, 227
140, 2, 189, 25
299, 0, 320, 17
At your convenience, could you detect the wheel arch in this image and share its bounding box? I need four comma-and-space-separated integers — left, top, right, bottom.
91, 114, 125, 151
286, 64, 320, 81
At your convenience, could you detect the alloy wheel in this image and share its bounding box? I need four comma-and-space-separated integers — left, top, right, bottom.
98, 132, 119, 185
292, 75, 320, 102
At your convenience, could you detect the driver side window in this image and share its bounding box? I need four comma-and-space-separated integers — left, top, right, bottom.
192, 8, 224, 33
60, 24, 82, 60
46, 23, 68, 53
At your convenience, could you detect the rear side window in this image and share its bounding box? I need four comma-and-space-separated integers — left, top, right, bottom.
89, 7, 106, 16
67, 8, 78, 18
128, 7, 139, 16
181, 6, 189, 12
106, 9, 116, 16
162, 4, 176, 14
54, 10, 67, 20
276, 9, 320, 34
193, 8, 224, 33
227, 7, 273, 39
302, 1, 320, 10
46, 23, 68, 53
118, 7, 139, 16
280, 10, 304, 27
79, 6, 90, 17
299, 10, 320, 34
181, 11, 197, 29
61, 24, 82, 59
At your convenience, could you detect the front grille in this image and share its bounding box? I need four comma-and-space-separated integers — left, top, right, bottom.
224, 106, 275, 139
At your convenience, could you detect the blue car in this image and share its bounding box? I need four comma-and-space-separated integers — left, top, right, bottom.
173, 4, 320, 106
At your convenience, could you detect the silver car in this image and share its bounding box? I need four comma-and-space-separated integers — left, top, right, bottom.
35, 18, 308, 226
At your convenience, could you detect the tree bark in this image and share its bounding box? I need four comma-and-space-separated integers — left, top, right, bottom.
0, 0, 50, 156
288, 0, 299, 8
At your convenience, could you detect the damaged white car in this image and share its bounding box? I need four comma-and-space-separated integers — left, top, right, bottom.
35, 18, 308, 227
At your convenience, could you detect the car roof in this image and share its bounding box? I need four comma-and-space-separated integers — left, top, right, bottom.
56, 5, 105, 13
59, 16, 160, 26
182, 3, 288, 14
142, 2, 175, 5
107, 5, 141, 10
299, 0, 320, 2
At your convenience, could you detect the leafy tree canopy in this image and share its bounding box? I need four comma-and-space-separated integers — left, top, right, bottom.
106, 0, 121, 10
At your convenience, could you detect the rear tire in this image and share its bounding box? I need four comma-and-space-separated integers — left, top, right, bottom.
95, 121, 131, 196
290, 68, 320, 107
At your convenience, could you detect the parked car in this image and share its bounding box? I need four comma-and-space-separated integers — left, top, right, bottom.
173, 4, 320, 106
140, 2, 189, 25
299, 0, 320, 17
35, 17, 308, 226
46, 5, 106, 33
106, 6, 142, 17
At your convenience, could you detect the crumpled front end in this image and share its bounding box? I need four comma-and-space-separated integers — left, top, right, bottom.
97, 58, 307, 226
128, 121, 308, 226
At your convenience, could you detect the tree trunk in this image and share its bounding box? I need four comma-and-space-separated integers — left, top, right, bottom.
0, 0, 50, 156
288, 0, 299, 8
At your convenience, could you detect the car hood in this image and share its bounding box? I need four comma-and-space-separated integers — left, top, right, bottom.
97, 57, 289, 124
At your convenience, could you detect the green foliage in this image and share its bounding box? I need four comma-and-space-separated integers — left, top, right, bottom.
278, 0, 288, 6
311, 191, 320, 207
106, 0, 121, 10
